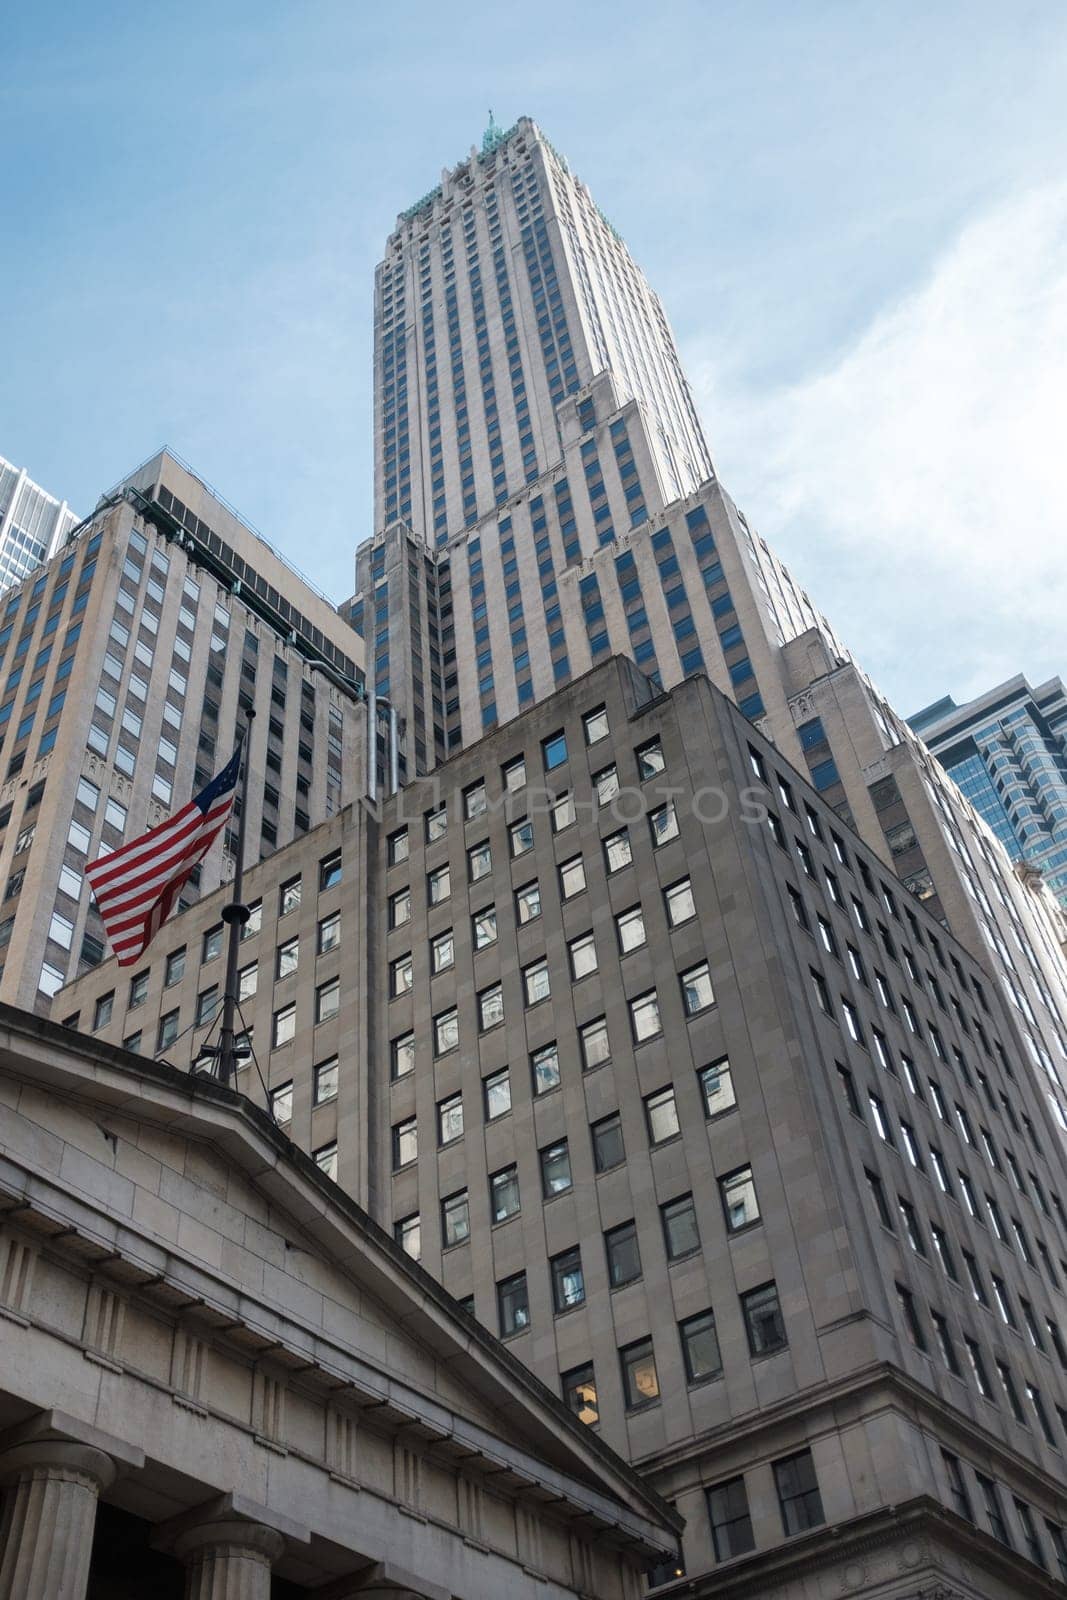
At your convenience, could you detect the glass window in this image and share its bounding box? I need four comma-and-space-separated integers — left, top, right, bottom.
583, 706, 609, 745
313, 1057, 338, 1104
490, 1164, 520, 1222
392, 1116, 418, 1169
581, 1016, 611, 1069
479, 982, 504, 1030
387, 828, 409, 865
431, 928, 455, 973
699, 1057, 737, 1118
603, 828, 632, 874
662, 1193, 700, 1259
202, 925, 223, 962
551, 1246, 585, 1311
464, 781, 487, 820
241, 902, 261, 942
605, 1220, 642, 1287
630, 989, 661, 1042
165, 947, 186, 986
682, 960, 715, 1015
680, 1309, 722, 1383
510, 817, 535, 857
531, 1041, 561, 1095
515, 880, 541, 923
316, 979, 340, 1022
551, 790, 575, 831
390, 954, 413, 997
276, 937, 299, 978
559, 855, 586, 899
392, 1031, 416, 1078
721, 1166, 760, 1231
664, 877, 695, 927
94, 992, 115, 1030
425, 804, 448, 842
707, 1476, 755, 1561
270, 1081, 293, 1124
774, 1450, 825, 1536
542, 730, 567, 770
645, 1085, 680, 1144
157, 1009, 179, 1051
318, 911, 341, 954
594, 764, 620, 807
502, 755, 526, 792
649, 800, 680, 846
562, 1363, 598, 1425
620, 1337, 659, 1408
442, 1189, 470, 1248
636, 738, 665, 780
434, 1008, 459, 1055
569, 931, 598, 979
394, 1212, 419, 1259
389, 887, 411, 928
592, 1111, 625, 1172
438, 1092, 464, 1145
497, 1271, 529, 1335
467, 842, 492, 883
742, 1281, 788, 1355
540, 1139, 572, 1196
428, 863, 451, 903
472, 905, 497, 949
279, 877, 301, 916
524, 959, 551, 1006
484, 1066, 511, 1120
48, 912, 74, 950
273, 1004, 296, 1047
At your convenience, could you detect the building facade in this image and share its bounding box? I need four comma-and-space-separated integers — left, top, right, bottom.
0, 448, 365, 1012
58, 658, 1067, 1596
0, 452, 78, 593
0, 1002, 678, 1600
348, 116, 1067, 1148
912, 677, 1067, 913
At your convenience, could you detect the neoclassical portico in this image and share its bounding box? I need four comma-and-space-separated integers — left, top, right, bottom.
0, 1006, 679, 1600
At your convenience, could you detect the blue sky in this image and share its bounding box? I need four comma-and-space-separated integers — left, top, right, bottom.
3, 1, 1066, 711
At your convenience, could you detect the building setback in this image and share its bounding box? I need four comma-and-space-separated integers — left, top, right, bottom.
911, 676, 1067, 914
59, 657, 1067, 1596
0, 452, 77, 593
0, 448, 365, 1012
349, 115, 1067, 1135
0, 1002, 679, 1599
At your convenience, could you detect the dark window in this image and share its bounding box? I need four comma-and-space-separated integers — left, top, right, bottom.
707, 1476, 755, 1561
774, 1450, 824, 1535
591, 1112, 625, 1173
562, 1363, 598, 1426
741, 1282, 787, 1355
662, 1193, 700, 1260
620, 1337, 659, 1409
497, 1272, 529, 1337
679, 1309, 722, 1383
551, 1246, 585, 1312
605, 1220, 641, 1287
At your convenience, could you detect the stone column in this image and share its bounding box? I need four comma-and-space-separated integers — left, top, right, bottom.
171, 1520, 286, 1600
0, 1440, 116, 1600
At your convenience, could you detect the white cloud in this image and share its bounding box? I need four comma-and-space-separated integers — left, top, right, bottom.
689, 183, 1067, 712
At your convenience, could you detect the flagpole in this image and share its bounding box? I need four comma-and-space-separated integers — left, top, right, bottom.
217, 712, 255, 1090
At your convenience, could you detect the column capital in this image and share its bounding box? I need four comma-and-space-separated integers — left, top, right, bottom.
171, 1519, 287, 1567
0, 1440, 116, 1495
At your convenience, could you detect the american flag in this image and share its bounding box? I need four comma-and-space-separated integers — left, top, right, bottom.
85, 748, 241, 968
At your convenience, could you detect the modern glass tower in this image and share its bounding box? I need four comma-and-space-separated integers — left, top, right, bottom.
911, 676, 1067, 911
0, 453, 78, 593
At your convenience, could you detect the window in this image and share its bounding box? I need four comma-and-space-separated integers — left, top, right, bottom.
269, 1082, 293, 1125
540, 1139, 572, 1197
569, 931, 598, 979
620, 1337, 659, 1408
430, 928, 455, 974
318, 911, 341, 954
479, 982, 504, 1030
502, 755, 526, 792
196, 986, 219, 1027
551, 1247, 585, 1312
313, 1057, 338, 1104
202, 924, 223, 962
531, 1041, 560, 1096
497, 1272, 529, 1336
551, 790, 576, 831
562, 1363, 598, 1426
273, 1004, 296, 1048
636, 737, 665, 779
665, 877, 695, 927
594, 764, 619, 807
94, 992, 115, 1030
742, 1282, 787, 1355
434, 1007, 459, 1055
437, 1092, 463, 1145
645, 1085, 680, 1144
490, 1164, 521, 1223
976, 1474, 1011, 1545
428, 863, 452, 903
48, 912, 74, 950
241, 902, 261, 942
774, 1450, 825, 1536
388, 828, 409, 866
276, 936, 299, 979
583, 705, 609, 745
558, 855, 586, 899
605, 1219, 642, 1287
649, 799, 679, 846
165, 947, 186, 986
721, 1166, 760, 1232
425, 804, 447, 842
510, 817, 535, 857
464, 781, 487, 821
681, 960, 714, 1015
615, 905, 646, 954
680, 1309, 722, 1384
484, 1066, 511, 1120
707, 1477, 755, 1561
389, 887, 411, 928
542, 730, 567, 770
579, 1015, 610, 1071
467, 842, 491, 883
279, 876, 301, 916
570, 1084, 618, 1166
630, 989, 661, 1042
523, 958, 550, 1006
931, 1310, 961, 1375
391, 1031, 415, 1079
603, 828, 632, 874
941, 1449, 973, 1522
442, 1189, 470, 1248
392, 1117, 418, 1169
157, 1010, 179, 1051
515, 879, 541, 923
389, 954, 413, 997
662, 1193, 700, 1260
394, 1212, 420, 1260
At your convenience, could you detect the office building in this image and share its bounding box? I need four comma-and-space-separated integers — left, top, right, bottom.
0, 452, 78, 592
911, 677, 1067, 913
58, 657, 1067, 1596
0, 447, 364, 1012
0, 1000, 678, 1599
350, 116, 1067, 1131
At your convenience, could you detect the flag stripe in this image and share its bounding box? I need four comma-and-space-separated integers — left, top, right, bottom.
86, 751, 240, 968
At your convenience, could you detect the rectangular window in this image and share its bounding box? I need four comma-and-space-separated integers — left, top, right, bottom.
741, 1281, 787, 1355
437, 1091, 464, 1145
681, 960, 714, 1015
662, 1193, 700, 1259
497, 1271, 529, 1336
551, 1246, 585, 1312
273, 1004, 296, 1048
645, 1085, 680, 1144
620, 1337, 659, 1409
603, 828, 632, 874
605, 1220, 642, 1287
442, 1189, 470, 1248
707, 1476, 755, 1561
774, 1450, 825, 1536
721, 1166, 760, 1232
698, 1057, 736, 1118
562, 1363, 598, 1426
680, 1309, 722, 1383
313, 1057, 338, 1104
664, 876, 696, 926
592, 1111, 625, 1173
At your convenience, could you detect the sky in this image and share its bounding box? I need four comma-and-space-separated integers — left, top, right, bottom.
3, 0, 1066, 714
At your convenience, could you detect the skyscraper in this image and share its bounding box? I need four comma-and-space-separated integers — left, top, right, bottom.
0, 448, 364, 1011
0, 452, 78, 593
911, 676, 1067, 913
